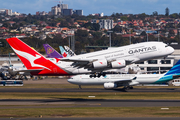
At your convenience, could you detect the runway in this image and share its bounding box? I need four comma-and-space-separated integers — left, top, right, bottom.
0, 87, 179, 92
0, 99, 180, 107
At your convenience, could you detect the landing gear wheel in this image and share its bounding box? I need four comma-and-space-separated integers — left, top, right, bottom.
123, 86, 128, 90
102, 72, 106, 77
129, 86, 133, 89
97, 74, 101, 78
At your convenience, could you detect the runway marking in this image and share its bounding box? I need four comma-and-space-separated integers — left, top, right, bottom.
88, 96, 95, 97
161, 108, 169, 110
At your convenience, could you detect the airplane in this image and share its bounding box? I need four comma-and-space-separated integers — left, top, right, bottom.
64, 46, 76, 56
68, 59, 180, 89
43, 44, 63, 58
0, 53, 29, 80
59, 46, 70, 58
6, 37, 174, 77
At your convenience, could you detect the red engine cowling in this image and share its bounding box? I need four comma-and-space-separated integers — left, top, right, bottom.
93, 59, 108, 69
111, 59, 126, 68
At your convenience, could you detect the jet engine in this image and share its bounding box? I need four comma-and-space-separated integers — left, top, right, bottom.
92, 59, 108, 69
104, 82, 117, 89
111, 59, 126, 68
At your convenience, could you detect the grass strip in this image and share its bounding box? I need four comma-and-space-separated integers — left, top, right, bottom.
0, 107, 180, 118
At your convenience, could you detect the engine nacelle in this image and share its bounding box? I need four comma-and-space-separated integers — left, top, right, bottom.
111, 59, 126, 68
104, 83, 117, 89
93, 59, 108, 69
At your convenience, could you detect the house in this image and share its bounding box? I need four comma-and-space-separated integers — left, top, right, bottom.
0, 27, 8, 32
8, 21, 16, 26
61, 27, 69, 33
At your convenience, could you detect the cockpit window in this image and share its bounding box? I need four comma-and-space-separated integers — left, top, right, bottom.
165, 45, 168, 47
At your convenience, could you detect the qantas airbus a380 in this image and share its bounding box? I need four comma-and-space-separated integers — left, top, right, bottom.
6, 37, 174, 77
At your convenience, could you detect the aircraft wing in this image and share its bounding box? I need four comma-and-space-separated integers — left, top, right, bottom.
60, 57, 141, 71
60, 58, 98, 62
125, 58, 140, 63
114, 76, 137, 83
61, 57, 140, 64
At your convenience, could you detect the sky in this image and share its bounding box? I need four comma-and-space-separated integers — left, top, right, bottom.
1, 0, 180, 16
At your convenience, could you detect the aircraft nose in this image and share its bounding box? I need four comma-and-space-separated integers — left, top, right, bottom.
67, 78, 74, 84
167, 46, 174, 54
67, 79, 72, 83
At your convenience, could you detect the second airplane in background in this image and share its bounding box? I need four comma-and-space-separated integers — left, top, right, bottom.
6, 37, 174, 77
59, 46, 76, 58
68, 59, 180, 89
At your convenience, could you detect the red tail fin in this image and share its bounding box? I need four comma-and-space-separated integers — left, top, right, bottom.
6, 37, 68, 75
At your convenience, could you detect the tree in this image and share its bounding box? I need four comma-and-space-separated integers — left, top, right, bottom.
83, 22, 100, 31
59, 20, 69, 27
76, 29, 88, 37
170, 13, 178, 19
169, 29, 175, 36
140, 31, 147, 36
2, 22, 10, 28
120, 16, 128, 21
153, 11, 158, 16
113, 25, 122, 32
165, 7, 169, 16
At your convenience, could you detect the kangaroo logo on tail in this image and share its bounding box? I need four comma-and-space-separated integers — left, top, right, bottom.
12, 48, 51, 71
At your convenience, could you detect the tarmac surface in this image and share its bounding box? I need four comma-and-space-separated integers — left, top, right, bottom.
0, 99, 180, 107
0, 87, 180, 92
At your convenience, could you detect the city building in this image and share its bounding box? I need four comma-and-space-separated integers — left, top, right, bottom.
36, 11, 48, 16
73, 10, 83, 16
62, 9, 73, 16
58, 4, 68, 9
51, 6, 61, 15
12, 12, 21, 16
0, 9, 12, 16
92, 19, 114, 30
90, 13, 104, 17
51, 4, 68, 15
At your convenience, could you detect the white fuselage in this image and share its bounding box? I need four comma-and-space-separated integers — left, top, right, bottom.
68, 74, 165, 85
57, 42, 174, 75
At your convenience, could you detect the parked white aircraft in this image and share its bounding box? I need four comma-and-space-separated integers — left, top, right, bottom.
68, 59, 180, 89
6, 37, 174, 77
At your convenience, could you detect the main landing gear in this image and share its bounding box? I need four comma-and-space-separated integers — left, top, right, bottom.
89, 72, 106, 78
123, 86, 134, 90
78, 85, 82, 89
